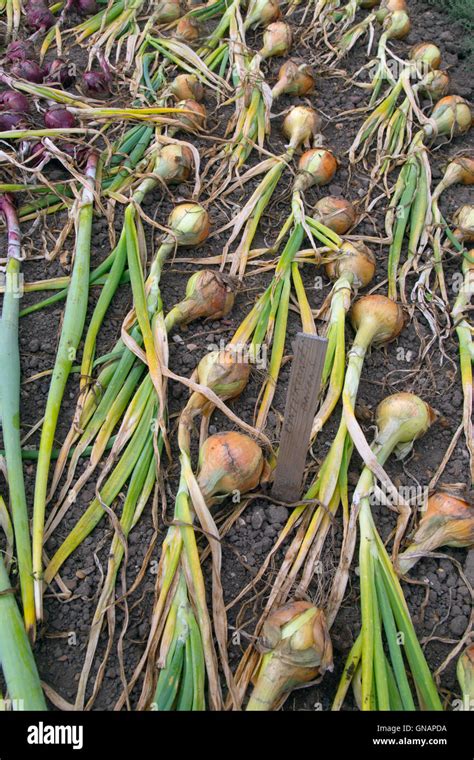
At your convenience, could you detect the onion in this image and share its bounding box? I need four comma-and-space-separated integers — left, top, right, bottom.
375, 392, 434, 448
259, 21, 292, 59
0, 112, 25, 130
45, 59, 75, 88
168, 270, 235, 326
195, 349, 250, 406
197, 431, 267, 506
170, 74, 204, 102
245, 0, 281, 29
294, 148, 337, 192
44, 108, 76, 129
350, 294, 404, 344
76, 0, 98, 14
441, 156, 474, 187
423, 95, 472, 139
155, 143, 194, 185
176, 16, 201, 43
166, 202, 210, 246
11, 60, 45, 83
154, 0, 184, 23
82, 71, 111, 95
375, 0, 406, 21
25, 0, 55, 31
409, 42, 441, 70
383, 9, 411, 39
313, 196, 357, 234
398, 492, 474, 573
325, 241, 375, 288
0, 91, 30, 114
452, 204, 474, 243
419, 70, 450, 100
246, 601, 333, 711
272, 60, 315, 99
5, 40, 34, 63
282, 105, 321, 150
174, 99, 206, 131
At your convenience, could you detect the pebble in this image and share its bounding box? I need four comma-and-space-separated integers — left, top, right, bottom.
251, 507, 265, 531
450, 614, 468, 637
267, 505, 289, 524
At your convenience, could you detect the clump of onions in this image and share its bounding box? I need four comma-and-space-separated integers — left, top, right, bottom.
6, 40, 34, 63
167, 270, 235, 327
176, 16, 201, 42
197, 431, 268, 506
350, 294, 404, 345
170, 74, 204, 102
0, 91, 30, 114
282, 106, 321, 150
272, 60, 315, 100
166, 202, 210, 247
154, 143, 194, 185
195, 349, 250, 408
325, 241, 375, 288
398, 492, 474, 573
174, 99, 206, 131
259, 21, 292, 59
0, 112, 25, 129
76, 0, 98, 15
246, 601, 333, 711
25, 0, 55, 31
457, 645, 474, 703
452, 204, 474, 243
44, 107, 76, 129
420, 70, 450, 100
155, 0, 184, 23
293, 148, 337, 192
409, 42, 441, 70
423, 95, 472, 139
45, 59, 75, 88
245, 0, 281, 29
313, 196, 357, 234
11, 60, 45, 83
82, 70, 111, 95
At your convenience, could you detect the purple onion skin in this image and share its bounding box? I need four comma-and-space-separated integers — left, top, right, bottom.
0, 91, 30, 114
45, 59, 76, 88
6, 40, 35, 63
0, 112, 25, 130
25, 0, 56, 31
82, 71, 110, 95
44, 108, 76, 129
11, 60, 45, 83
76, 0, 98, 15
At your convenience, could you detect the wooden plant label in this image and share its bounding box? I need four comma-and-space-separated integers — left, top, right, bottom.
272, 333, 328, 503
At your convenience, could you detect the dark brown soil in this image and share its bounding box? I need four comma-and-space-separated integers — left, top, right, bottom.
2, 0, 473, 712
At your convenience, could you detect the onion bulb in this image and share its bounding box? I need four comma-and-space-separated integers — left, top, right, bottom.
272, 60, 315, 100
409, 42, 442, 70
294, 148, 337, 192
45, 59, 75, 88
246, 601, 333, 711
424, 95, 472, 139
11, 60, 45, 83
167, 270, 235, 327
155, 143, 194, 185
399, 492, 474, 573
383, 9, 411, 40
170, 74, 204, 102
0, 91, 30, 114
375, 0, 406, 22
259, 21, 292, 59
76, 0, 98, 14
166, 202, 210, 246
325, 241, 375, 288
44, 108, 76, 129
25, 0, 55, 31
441, 156, 474, 188
375, 392, 435, 458
313, 196, 357, 234
282, 105, 321, 150
6, 40, 34, 63
195, 349, 250, 407
350, 294, 404, 345
154, 0, 184, 23
176, 16, 201, 43
0, 112, 25, 130
197, 431, 268, 506
419, 70, 450, 100
82, 71, 111, 95
174, 99, 206, 131
452, 204, 474, 243
245, 0, 281, 29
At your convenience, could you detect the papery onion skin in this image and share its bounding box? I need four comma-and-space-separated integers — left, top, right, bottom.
155, 143, 194, 185
11, 61, 45, 83
197, 430, 266, 505
452, 204, 474, 243
25, 0, 55, 31
82, 71, 111, 95
166, 202, 210, 246
45, 59, 75, 88
419, 70, 450, 100
282, 106, 321, 150
442, 156, 474, 187
350, 294, 404, 344
313, 196, 357, 234
169, 270, 235, 326
272, 60, 315, 99
76, 0, 99, 15
196, 349, 251, 404
0, 112, 25, 130
260, 21, 293, 59
294, 148, 337, 192
383, 9, 411, 39
410, 42, 442, 70
6, 40, 35, 63
44, 108, 76, 129
176, 16, 201, 43
325, 241, 375, 288
0, 91, 30, 114
174, 99, 207, 131
424, 95, 472, 139
170, 74, 204, 103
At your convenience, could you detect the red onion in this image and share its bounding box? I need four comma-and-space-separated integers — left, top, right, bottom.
76, 0, 98, 14
81, 70, 110, 94
0, 112, 25, 130
0, 91, 30, 113
45, 59, 75, 88
6, 40, 35, 63
25, 0, 55, 31
11, 60, 45, 83
44, 108, 76, 128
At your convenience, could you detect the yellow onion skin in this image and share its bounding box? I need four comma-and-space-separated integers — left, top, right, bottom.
452, 204, 474, 242
399, 492, 474, 573
197, 431, 266, 505
350, 294, 404, 344
155, 0, 184, 22
325, 241, 375, 288
170, 73, 204, 102
313, 196, 357, 235
272, 60, 315, 100
155, 144, 193, 185
420, 70, 450, 100
424, 95, 472, 139
259, 21, 292, 58
442, 156, 474, 187
196, 349, 251, 406
166, 202, 210, 246
294, 148, 337, 192
170, 270, 235, 326
175, 99, 207, 131
383, 9, 411, 40
457, 645, 474, 703
246, 601, 333, 711
282, 106, 321, 150
245, 0, 281, 29
176, 16, 201, 43
375, 392, 435, 450
375, 0, 406, 22
409, 42, 442, 70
